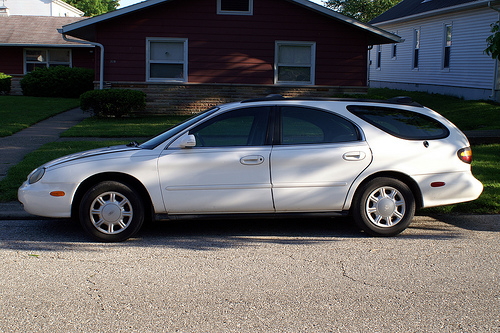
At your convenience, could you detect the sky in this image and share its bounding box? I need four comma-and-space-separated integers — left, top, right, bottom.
118, 0, 326, 8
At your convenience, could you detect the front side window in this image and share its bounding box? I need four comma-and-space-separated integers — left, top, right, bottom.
24, 49, 71, 73
275, 41, 316, 85
217, 0, 253, 15
147, 38, 188, 82
189, 107, 271, 147
348, 105, 449, 140
280, 107, 360, 145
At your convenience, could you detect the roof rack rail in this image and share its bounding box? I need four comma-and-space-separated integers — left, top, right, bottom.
386, 96, 422, 107
241, 94, 285, 103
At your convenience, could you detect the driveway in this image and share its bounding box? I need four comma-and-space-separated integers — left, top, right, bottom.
0, 215, 499, 332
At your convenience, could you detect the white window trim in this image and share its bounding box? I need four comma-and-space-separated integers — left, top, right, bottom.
217, 0, 253, 15
146, 37, 188, 83
23, 48, 72, 74
391, 31, 397, 60
274, 41, 316, 85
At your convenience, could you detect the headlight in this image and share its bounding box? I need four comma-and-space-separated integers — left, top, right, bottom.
28, 167, 45, 184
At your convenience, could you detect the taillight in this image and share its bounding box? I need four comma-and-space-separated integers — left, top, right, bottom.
458, 147, 472, 164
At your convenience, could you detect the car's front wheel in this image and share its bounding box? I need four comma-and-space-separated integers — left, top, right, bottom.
79, 181, 145, 242
352, 177, 415, 236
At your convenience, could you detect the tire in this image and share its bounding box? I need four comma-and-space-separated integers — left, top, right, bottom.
352, 177, 415, 237
79, 181, 145, 242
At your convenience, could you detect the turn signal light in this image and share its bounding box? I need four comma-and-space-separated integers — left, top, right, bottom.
457, 147, 472, 164
50, 191, 66, 197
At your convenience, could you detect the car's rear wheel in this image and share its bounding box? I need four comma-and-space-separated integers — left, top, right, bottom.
352, 177, 415, 236
79, 181, 144, 242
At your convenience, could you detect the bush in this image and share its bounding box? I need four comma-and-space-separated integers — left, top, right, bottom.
0, 73, 11, 95
80, 89, 146, 118
21, 66, 94, 98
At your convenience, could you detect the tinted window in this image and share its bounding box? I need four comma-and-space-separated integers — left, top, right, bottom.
348, 105, 449, 140
190, 107, 270, 147
281, 107, 360, 145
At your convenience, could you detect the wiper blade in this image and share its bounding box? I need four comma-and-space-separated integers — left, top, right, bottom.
127, 141, 139, 147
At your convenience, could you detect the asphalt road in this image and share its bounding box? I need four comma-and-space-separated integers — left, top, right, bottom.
0, 215, 499, 332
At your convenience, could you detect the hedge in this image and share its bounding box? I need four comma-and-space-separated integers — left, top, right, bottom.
80, 89, 146, 118
21, 67, 94, 98
0, 73, 11, 95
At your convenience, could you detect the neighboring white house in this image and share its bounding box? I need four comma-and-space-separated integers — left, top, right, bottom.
0, 0, 83, 17
368, 0, 500, 101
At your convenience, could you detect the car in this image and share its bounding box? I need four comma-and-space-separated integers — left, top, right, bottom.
18, 95, 483, 241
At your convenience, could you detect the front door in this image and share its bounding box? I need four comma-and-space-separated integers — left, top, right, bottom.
158, 106, 274, 214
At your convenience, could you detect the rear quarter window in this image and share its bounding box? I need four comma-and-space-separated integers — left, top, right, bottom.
347, 105, 449, 140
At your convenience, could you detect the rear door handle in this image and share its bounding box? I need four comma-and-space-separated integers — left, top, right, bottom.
343, 151, 366, 161
240, 155, 265, 165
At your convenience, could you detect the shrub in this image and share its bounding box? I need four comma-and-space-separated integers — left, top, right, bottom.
0, 73, 11, 95
80, 89, 146, 118
21, 66, 94, 98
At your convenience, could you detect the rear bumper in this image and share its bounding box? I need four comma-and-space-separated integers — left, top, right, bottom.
414, 171, 483, 208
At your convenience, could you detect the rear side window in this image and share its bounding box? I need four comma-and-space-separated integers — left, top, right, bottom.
347, 105, 449, 140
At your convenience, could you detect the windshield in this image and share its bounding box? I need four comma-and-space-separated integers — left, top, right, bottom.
140, 107, 219, 149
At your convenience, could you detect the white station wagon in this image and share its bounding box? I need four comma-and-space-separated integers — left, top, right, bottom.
19, 95, 483, 241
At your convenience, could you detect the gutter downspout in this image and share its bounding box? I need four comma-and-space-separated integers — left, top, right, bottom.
367, 45, 373, 88
488, 1, 500, 100
58, 29, 104, 90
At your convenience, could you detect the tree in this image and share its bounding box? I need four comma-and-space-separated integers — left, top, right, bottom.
325, 0, 402, 23
64, 0, 119, 17
485, 21, 500, 62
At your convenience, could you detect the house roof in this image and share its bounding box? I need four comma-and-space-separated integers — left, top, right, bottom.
60, 0, 402, 45
370, 0, 497, 25
0, 16, 91, 47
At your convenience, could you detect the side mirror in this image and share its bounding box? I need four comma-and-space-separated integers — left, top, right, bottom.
179, 134, 196, 148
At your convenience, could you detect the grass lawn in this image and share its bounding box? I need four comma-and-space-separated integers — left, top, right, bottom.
61, 115, 192, 138
0, 96, 80, 137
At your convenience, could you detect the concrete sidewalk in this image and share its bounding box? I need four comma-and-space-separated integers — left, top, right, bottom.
0, 108, 90, 181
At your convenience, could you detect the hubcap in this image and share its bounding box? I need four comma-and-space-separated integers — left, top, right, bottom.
365, 186, 406, 227
90, 191, 133, 234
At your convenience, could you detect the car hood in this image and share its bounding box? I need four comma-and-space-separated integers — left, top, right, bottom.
44, 145, 140, 168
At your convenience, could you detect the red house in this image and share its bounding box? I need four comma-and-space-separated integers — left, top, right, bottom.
0, 16, 94, 95
61, 0, 401, 113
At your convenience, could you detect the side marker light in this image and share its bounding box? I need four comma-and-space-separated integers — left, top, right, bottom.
431, 182, 446, 188
50, 191, 66, 197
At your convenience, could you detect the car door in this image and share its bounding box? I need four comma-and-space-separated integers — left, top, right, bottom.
270, 106, 372, 212
158, 106, 274, 214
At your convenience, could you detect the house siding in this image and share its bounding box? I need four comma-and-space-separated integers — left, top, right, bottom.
369, 7, 499, 100
93, 0, 369, 87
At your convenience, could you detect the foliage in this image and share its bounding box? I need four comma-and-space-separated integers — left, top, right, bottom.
63, 0, 119, 16
0, 73, 12, 95
0, 96, 79, 137
80, 89, 146, 118
485, 20, 500, 61
325, 0, 402, 22
21, 67, 94, 98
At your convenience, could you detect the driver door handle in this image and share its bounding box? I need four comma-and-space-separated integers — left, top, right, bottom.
240, 155, 265, 165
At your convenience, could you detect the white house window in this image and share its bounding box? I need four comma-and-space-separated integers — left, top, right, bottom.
376, 45, 382, 69
443, 24, 452, 69
413, 29, 420, 69
147, 38, 188, 82
275, 41, 316, 85
217, 0, 253, 15
24, 49, 71, 73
